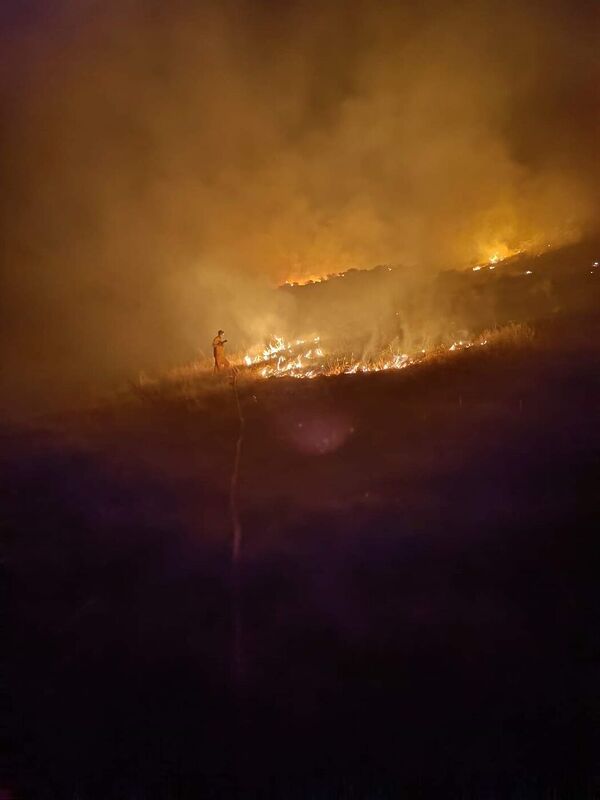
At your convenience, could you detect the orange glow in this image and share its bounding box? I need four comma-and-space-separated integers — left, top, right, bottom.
282, 271, 348, 287
471, 240, 527, 271
241, 335, 487, 381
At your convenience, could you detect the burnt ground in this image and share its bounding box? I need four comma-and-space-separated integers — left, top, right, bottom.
2, 310, 600, 798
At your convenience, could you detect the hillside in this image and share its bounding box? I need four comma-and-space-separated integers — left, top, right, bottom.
3, 299, 599, 797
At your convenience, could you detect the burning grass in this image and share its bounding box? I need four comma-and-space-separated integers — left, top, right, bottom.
240, 322, 536, 380
127, 321, 537, 408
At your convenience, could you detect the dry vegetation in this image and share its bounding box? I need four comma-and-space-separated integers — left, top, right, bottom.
126, 321, 538, 410
479, 321, 536, 348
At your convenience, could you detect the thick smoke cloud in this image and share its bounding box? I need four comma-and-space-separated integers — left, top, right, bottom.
1, 0, 598, 411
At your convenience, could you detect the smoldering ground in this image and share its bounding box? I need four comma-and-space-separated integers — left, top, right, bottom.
1, 0, 599, 412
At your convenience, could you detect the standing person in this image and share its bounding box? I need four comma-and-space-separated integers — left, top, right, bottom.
212, 329, 231, 374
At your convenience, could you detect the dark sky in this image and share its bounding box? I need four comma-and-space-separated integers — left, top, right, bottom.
1, 0, 598, 409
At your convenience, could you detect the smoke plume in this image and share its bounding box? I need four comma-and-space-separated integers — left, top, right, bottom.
1, 0, 598, 410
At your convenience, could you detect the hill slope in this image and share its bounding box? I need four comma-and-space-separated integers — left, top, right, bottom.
3, 307, 599, 797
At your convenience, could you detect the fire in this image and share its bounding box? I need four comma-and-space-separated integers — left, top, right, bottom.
472, 242, 525, 271
282, 271, 348, 287
241, 335, 487, 381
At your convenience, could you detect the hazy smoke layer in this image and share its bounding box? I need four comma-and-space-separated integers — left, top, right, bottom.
1, 0, 598, 410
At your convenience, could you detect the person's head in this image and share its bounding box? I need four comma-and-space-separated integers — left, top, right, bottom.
218, 329, 224, 336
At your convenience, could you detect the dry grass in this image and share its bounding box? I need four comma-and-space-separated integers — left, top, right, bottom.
479, 321, 536, 348
128, 357, 227, 408
126, 321, 537, 407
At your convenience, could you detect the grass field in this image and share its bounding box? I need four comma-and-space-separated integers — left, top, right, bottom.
3, 306, 599, 798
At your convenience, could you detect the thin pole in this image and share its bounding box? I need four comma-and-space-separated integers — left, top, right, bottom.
229, 371, 245, 683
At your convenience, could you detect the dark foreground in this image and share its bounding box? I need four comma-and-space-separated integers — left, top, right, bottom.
3, 314, 599, 799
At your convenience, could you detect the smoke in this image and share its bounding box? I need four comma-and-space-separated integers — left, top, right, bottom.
1, 0, 598, 411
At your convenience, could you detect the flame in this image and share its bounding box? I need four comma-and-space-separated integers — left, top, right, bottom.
282, 271, 348, 287
241, 334, 487, 381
